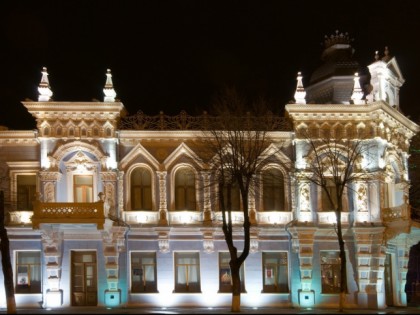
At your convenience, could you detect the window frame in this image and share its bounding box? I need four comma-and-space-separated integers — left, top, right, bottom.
262, 168, 285, 211
174, 252, 201, 293
130, 167, 153, 211
262, 251, 289, 293
173, 166, 197, 211
320, 250, 341, 294
218, 252, 246, 293
15, 251, 42, 294
130, 251, 158, 293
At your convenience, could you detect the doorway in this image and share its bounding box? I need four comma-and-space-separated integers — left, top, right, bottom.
71, 251, 97, 306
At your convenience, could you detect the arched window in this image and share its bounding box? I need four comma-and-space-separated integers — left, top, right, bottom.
220, 180, 241, 211
131, 168, 152, 210
321, 178, 337, 211
175, 167, 196, 210
263, 169, 285, 211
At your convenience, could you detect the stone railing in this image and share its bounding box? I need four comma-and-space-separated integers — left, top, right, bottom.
381, 204, 409, 223
32, 200, 105, 229
119, 110, 292, 131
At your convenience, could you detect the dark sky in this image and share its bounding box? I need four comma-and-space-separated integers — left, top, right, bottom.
1, 0, 420, 130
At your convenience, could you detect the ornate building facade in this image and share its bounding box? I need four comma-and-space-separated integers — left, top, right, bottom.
0, 33, 419, 310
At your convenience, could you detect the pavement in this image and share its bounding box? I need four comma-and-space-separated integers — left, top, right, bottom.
1, 306, 420, 314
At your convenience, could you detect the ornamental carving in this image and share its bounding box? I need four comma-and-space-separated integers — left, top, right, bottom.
64, 151, 97, 173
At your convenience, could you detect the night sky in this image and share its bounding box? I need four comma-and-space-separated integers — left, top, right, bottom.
1, 0, 419, 130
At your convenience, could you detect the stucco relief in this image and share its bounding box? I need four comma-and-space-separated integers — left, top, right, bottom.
44, 182, 55, 202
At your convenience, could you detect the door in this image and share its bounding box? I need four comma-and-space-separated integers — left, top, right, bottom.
71, 251, 97, 306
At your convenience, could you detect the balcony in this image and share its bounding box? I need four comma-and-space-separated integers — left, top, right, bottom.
381, 204, 409, 222
31, 200, 105, 229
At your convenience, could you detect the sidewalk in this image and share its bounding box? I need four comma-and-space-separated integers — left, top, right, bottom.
1, 306, 420, 314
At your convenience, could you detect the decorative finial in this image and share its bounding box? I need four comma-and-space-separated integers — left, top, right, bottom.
294, 71, 306, 104
323, 30, 352, 49
351, 72, 364, 105
382, 46, 391, 62
103, 68, 117, 102
38, 67, 53, 102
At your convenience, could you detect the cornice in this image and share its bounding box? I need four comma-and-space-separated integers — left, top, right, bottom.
118, 130, 293, 140
285, 101, 419, 133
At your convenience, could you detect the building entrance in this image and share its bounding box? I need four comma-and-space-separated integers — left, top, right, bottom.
71, 251, 97, 306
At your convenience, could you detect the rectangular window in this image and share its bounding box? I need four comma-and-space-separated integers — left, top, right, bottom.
174, 252, 200, 293
219, 252, 245, 293
74, 175, 93, 202
320, 251, 341, 293
262, 252, 289, 293
131, 252, 157, 293
15, 251, 41, 294
17, 175, 36, 210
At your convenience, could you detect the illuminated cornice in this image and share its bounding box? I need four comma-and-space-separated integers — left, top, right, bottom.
285, 101, 419, 134
22, 101, 127, 120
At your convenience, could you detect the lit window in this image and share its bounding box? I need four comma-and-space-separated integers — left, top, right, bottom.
74, 175, 93, 202
320, 251, 341, 293
174, 252, 200, 293
262, 252, 289, 293
130, 168, 152, 210
262, 169, 285, 211
15, 251, 41, 294
175, 167, 196, 210
17, 175, 36, 211
219, 252, 245, 293
131, 252, 157, 293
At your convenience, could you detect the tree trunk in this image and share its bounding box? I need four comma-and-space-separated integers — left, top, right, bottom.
0, 191, 17, 314
336, 204, 347, 313
230, 262, 241, 312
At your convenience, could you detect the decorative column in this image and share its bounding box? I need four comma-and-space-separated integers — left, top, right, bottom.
248, 178, 257, 225
290, 226, 317, 307
354, 228, 387, 309
100, 171, 118, 217
355, 181, 369, 223
297, 179, 312, 223
101, 225, 128, 306
157, 171, 168, 225
201, 171, 212, 225
41, 227, 63, 307
117, 171, 124, 216
39, 171, 62, 202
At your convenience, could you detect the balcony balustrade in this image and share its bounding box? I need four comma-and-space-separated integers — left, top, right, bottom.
31, 200, 105, 229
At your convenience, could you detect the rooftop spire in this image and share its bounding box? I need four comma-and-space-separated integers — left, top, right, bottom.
294, 72, 306, 104
38, 67, 53, 102
351, 72, 364, 104
103, 69, 117, 102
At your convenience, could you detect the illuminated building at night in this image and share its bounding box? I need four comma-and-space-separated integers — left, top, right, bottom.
1, 32, 419, 310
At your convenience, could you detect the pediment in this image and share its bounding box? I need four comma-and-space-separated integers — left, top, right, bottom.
387, 57, 404, 83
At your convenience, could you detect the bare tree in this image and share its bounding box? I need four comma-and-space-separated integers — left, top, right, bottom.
297, 130, 373, 312
202, 87, 273, 312
409, 130, 420, 216
0, 189, 16, 314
